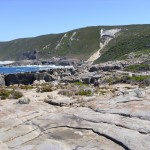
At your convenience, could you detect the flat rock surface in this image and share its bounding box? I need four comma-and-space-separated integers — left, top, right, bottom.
0, 85, 150, 150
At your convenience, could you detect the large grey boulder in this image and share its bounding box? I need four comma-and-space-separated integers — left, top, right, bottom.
0, 75, 5, 86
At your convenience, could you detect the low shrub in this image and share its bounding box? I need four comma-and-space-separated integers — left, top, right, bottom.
105, 76, 121, 85
0, 89, 23, 100
73, 81, 84, 86
128, 75, 150, 82
12, 91, 23, 99
125, 64, 150, 72
76, 89, 92, 96
0, 89, 12, 100
58, 89, 75, 97
19, 85, 33, 90
37, 85, 53, 93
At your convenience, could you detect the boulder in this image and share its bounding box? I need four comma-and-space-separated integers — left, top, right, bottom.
89, 66, 99, 72
0, 75, 5, 86
134, 89, 146, 98
5, 73, 36, 86
17, 97, 30, 104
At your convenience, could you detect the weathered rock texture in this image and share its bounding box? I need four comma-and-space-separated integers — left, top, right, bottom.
0, 86, 150, 150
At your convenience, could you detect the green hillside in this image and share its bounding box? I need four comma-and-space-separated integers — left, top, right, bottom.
95, 24, 150, 63
0, 26, 100, 60
0, 24, 150, 62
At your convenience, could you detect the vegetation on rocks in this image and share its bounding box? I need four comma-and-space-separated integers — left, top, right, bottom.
58, 89, 75, 97
125, 64, 150, 72
76, 89, 92, 96
0, 89, 12, 100
128, 75, 150, 82
36, 85, 53, 92
95, 25, 150, 63
19, 84, 34, 90
0, 88, 23, 100
12, 91, 23, 99
105, 75, 150, 85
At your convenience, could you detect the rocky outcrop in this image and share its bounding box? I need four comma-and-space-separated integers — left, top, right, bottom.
0, 86, 150, 150
89, 64, 122, 72
0, 75, 5, 86
5, 73, 36, 86
4, 68, 74, 86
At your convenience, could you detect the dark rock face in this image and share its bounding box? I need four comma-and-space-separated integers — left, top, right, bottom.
89, 66, 99, 72
4, 67, 75, 86
99, 66, 122, 71
20, 50, 38, 60
89, 65, 122, 72
41, 58, 83, 67
5, 72, 53, 86
34, 72, 46, 81
44, 74, 52, 82
4, 71, 59, 86
5, 73, 36, 86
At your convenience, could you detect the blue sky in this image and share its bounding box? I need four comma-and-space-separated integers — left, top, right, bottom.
0, 0, 150, 41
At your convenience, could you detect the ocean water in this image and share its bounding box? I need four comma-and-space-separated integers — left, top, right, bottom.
0, 65, 73, 75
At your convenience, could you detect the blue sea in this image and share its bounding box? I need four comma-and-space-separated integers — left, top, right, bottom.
0, 65, 73, 75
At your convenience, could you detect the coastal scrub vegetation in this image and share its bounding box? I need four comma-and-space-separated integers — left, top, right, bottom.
19, 85, 34, 90
76, 89, 92, 96
36, 85, 53, 92
95, 25, 150, 63
58, 83, 93, 97
105, 75, 150, 85
58, 89, 75, 97
124, 64, 150, 72
0, 88, 23, 100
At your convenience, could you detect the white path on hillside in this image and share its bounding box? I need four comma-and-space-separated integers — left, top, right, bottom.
70, 32, 77, 41
87, 28, 121, 64
55, 33, 67, 50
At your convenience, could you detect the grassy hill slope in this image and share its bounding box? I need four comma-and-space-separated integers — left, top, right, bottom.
0, 24, 150, 62
95, 24, 150, 63
0, 26, 100, 60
